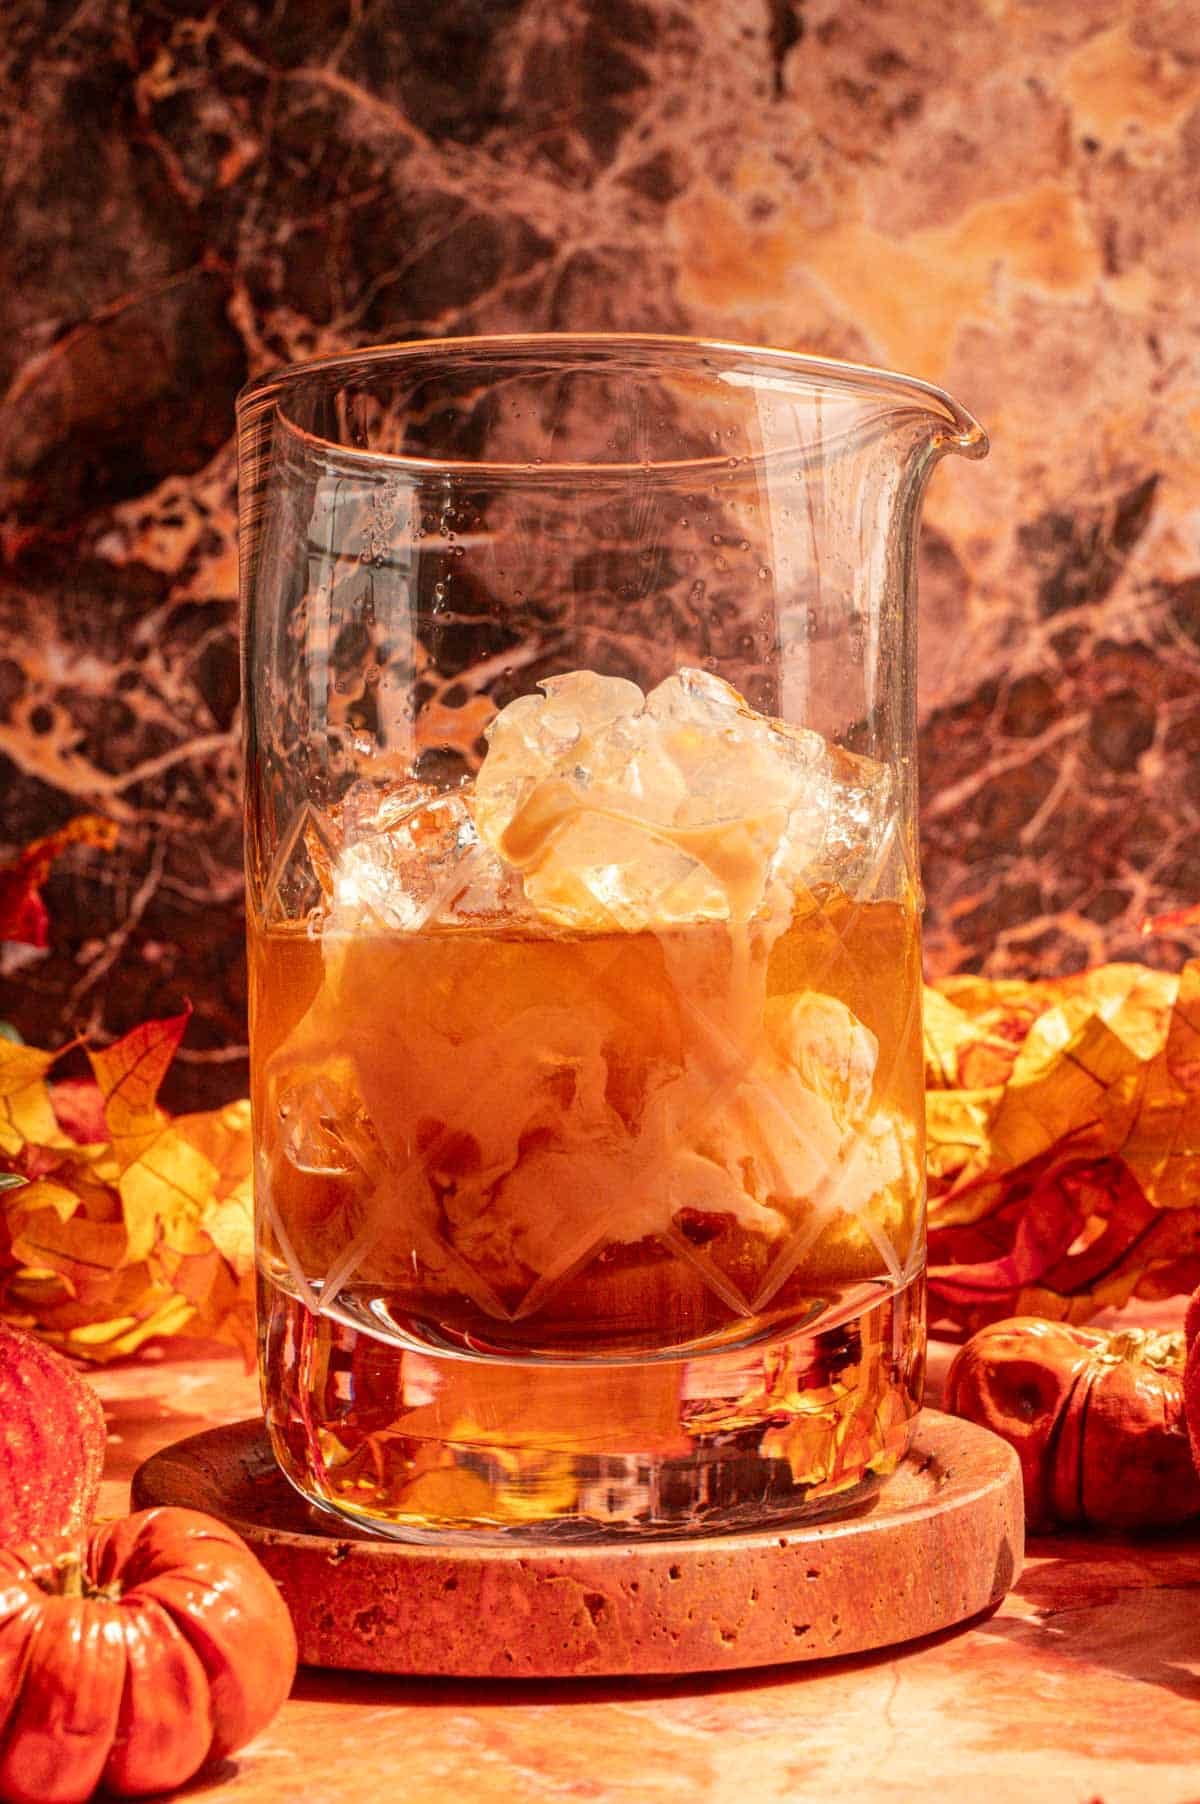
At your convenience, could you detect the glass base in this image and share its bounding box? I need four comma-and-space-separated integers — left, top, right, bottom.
259, 1268, 925, 1544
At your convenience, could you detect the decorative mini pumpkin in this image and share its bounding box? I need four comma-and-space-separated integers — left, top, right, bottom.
0, 1322, 105, 1541
0, 1507, 297, 1804
945, 1315, 1200, 1532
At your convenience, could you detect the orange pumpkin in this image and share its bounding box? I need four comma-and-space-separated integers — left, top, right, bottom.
945, 1316, 1200, 1532
0, 1507, 297, 1804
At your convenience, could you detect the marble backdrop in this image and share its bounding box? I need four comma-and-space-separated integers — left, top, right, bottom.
1, 0, 1197, 1106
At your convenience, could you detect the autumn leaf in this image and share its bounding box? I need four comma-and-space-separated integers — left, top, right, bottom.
88, 1007, 192, 1156
0, 1039, 69, 1156
927, 957, 1200, 1338
79, 1008, 220, 1263
0, 1011, 256, 1363
49, 1078, 107, 1146
0, 817, 118, 947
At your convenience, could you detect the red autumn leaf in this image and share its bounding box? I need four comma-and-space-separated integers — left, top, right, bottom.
0, 817, 118, 947
1186, 1287, 1200, 1350
0, 883, 48, 947
49, 1079, 109, 1146
86, 1007, 193, 1146
928, 1164, 1085, 1309
928, 1159, 1164, 1329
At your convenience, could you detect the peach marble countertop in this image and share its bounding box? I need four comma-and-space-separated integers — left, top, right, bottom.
96, 1318, 1200, 1804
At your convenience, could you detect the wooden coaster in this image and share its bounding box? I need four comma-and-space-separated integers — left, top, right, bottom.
132, 1410, 1022, 1679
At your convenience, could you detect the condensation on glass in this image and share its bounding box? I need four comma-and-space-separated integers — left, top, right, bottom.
238, 335, 987, 1542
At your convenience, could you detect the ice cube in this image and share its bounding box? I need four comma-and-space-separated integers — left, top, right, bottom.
474, 668, 841, 929
649, 670, 829, 823
518, 810, 731, 931
275, 1058, 379, 1179
331, 780, 508, 932
644, 665, 742, 726
474, 672, 646, 848
646, 669, 821, 766
763, 992, 878, 1120
538, 669, 644, 736
808, 745, 898, 893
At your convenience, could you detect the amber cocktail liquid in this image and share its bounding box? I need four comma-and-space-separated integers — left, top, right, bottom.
239, 336, 985, 1540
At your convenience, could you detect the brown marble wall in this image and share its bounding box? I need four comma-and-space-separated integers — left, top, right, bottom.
1, 0, 1197, 1107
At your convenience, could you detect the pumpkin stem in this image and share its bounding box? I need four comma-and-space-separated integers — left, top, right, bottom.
44, 1551, 123, 1603
54, 1552, 85, 1598
1101, 1327, 1185, 1372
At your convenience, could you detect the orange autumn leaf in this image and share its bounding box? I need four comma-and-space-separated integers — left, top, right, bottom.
927, 958, 1200, 1338
83, 1009, 224, 1262
88, 1007, 192, 1153
0, 1013, 255, 1363
0, 816, 118, 946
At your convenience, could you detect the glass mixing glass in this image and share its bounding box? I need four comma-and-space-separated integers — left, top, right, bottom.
238, 334, 986, 1542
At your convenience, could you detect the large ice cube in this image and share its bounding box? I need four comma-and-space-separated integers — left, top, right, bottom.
474, 669, 845, 929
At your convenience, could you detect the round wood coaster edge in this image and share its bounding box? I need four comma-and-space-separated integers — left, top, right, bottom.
133, 1410, 1023, 1678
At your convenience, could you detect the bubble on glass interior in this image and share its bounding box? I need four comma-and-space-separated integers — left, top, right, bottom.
325, 668, 896, 935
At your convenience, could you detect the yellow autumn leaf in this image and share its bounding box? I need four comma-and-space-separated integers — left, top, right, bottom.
59, 1294, 199, 1358
117, 1126, 224, 1261
982, 1013, 1143, 1176
200, 1194, 256, 1269
0, 1040, 70, 1155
